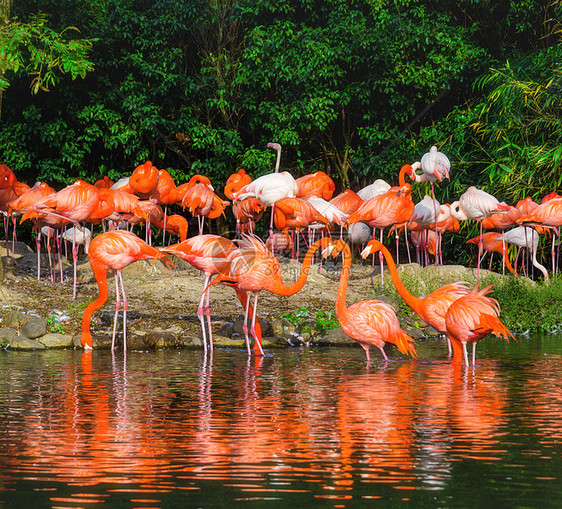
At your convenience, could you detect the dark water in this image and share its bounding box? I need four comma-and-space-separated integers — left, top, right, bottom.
0, 334, 561, 508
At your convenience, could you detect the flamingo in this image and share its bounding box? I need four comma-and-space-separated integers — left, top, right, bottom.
348, 184, 415, 284
517, 195, 562, 273
501, 226, 549, 280
161, 234, 236, 353
445, 285, 513, 366
296, 170, 335, 200
233, 143, 298, 233
329, 189, 364, 216
129, 160, 160, 197
7, 182, 56, 279
361, 239, 470, 356
80, 230, 173, 351
409, 195, 450, 265
23, 180, 102, 299
150, 169, 178, 244
357, 163, 415, 201
324, 239, 417, 363
210, 235, 333, 356
450, 186, 510, 278
466, 232, 515, 275
224, 168, 252, 199
151, 214, 189, 243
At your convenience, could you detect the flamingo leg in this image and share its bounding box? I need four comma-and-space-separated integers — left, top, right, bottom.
379, 229, 385, 293
242, 292, 252, 355
112, 271, 121, 351
72, 227, 78, 300
405, 225, 412, 264
197, 276, 209, 353
378, 345, 389, 362
204, 280, 213, 352
119, 270, 128, 353
36, 231, 41, 281
477, 221, 483, 280
462, 342, 469, 367
472, 342, 476, 366
250, 293, 265, 356
430, 182, 441, 264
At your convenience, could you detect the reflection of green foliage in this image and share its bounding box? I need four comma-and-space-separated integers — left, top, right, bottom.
281, 306, 339, 337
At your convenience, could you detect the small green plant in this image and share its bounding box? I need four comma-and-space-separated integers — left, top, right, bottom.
281, 306, 340, 338
46, 315, 64, 334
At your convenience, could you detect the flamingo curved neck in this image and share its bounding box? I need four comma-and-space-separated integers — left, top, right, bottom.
272, 239, 325, 295
335, 244, 352, 317
398, 165, 414, 187
80, 262, 110, 347
372, 241, 422, 313
449, 202, 469, 221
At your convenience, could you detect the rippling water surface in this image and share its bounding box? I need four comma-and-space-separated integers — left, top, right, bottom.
1, 334, 561, 508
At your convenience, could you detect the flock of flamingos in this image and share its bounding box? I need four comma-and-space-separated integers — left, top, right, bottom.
1, 143, 561, 367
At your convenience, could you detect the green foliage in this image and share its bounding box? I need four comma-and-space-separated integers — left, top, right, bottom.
0, 13, 94, 93
486, 274, 562, 333
281, 305, 339, 337
46, 315, 64, 334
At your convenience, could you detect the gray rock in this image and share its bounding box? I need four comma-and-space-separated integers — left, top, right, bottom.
3, 310, 28, 329
39, 333, 74, 348
403, 325, 426, 340
20, 316, 48, 339
270, 319, 285, 336
9, 336, 46, 350
72, 335, 82, 348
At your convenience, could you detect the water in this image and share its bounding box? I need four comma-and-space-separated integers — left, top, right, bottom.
0, 334, 561, 508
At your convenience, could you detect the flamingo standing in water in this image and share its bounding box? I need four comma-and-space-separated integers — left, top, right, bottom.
501, 226, 549, 280
80, 230, 173, 351
445, 285, 513, 367
466, 232, 516, 275
210, 235, 333, 356
324, 239, 417, 363
361, 239, 470, 356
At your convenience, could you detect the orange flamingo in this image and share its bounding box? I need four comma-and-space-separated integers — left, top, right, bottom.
361, 239, 469, 355
324, 239, 417, 363
467, 232, 515, 274
162, 234, 235, 352
348, 183, 415, 283
80, 230, 173, 351
151, 214, 188, 242
129, 160, 160, 198
181, 181, 228, 234
296, 170, 335, 200
329, 189, 364, 216
8, 182, 56, 279
211, 235, 333, 356
224, 168, 252, 199
445, 285, 513, 366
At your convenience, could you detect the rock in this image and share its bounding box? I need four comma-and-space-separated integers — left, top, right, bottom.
423, 325, 440, 337
20, 316, 48, 339
72, 335, 82, 348
270, 319, 285, 336
403, 325, 426, 340
232, 316, 271, 337
3, 310, 28, 329
9, 336, 47, 350
320, 327, 354, 345
0, 241, 33, 258
0, 327, 18, 343
39, 333, 74, 348
217, 322, 234, 337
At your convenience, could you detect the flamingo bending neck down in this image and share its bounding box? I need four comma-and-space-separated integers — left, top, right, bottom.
80, 230, 173, 351
361, 239, 469, 356
445, 284, 514, 366
324, 239, 417, 363
210, 235, 333, 356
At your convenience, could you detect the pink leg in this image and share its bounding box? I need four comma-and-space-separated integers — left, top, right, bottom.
36, 231, 41, 281
250, 293, 265, 356
119, 271, 128, 353
405, 225, 412, 264
205, 283, 213, 352
72, 227, 78, 300
379, 229, 384, 292
242, 293, 252, 355
472, 342, 476, 366
197, 276, 209, 352
378, 345, 389, 362
112, 272, 121, 350
462, 342, 469, 367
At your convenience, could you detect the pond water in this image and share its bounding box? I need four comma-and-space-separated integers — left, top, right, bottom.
0, 334, 561, 508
